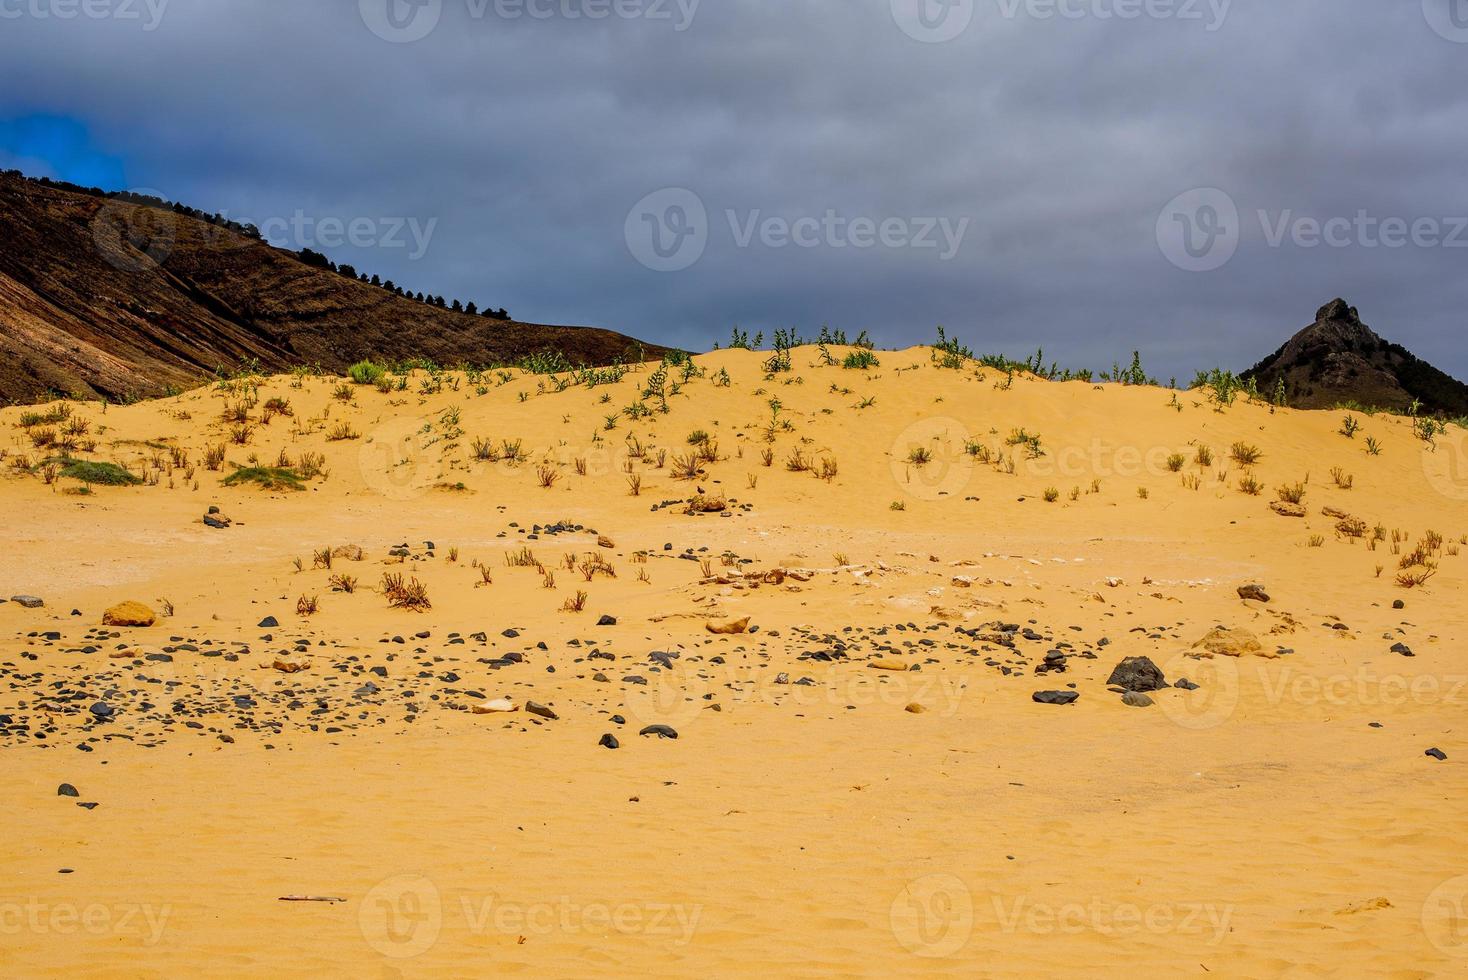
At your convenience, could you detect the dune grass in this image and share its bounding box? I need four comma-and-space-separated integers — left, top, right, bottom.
222, 466, 306, 491
53, 459, 141, 486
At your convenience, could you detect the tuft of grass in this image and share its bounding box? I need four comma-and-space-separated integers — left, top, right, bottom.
671, 453, 702, 480
505, 546, 539, 568
536, 464, 560, 489
296, 594, 320, 616
1043, 486, 1060, 502
348, 360, 386, 385
57, 459, 140, 486
1276, 481, 1307, 505
1230, 441, 1262, 466
1195, 445, 1213, 467
1166, 453, 1185, 472
222, 466, 306, 491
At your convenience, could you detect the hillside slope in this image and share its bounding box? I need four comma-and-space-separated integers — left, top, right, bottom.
1243, 299, 1468, 415
0, 173, 664, 403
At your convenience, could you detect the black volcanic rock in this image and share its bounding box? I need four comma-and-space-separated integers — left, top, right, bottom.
1242, 299, 1468, 415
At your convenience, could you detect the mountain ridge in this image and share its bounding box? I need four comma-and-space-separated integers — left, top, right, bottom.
0, 172, 665, 403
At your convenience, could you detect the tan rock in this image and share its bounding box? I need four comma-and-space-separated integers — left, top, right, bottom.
1270, 501, 1306, 518
1191, 626, 1273, 658
706, 617, 750, 635
871, 659, 910, 671
102, 601, 156, 627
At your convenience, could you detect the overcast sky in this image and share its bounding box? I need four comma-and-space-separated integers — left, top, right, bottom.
2, 0, 1466, 380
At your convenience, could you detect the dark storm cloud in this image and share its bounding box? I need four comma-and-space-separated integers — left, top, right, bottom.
1, 0, 1465, 378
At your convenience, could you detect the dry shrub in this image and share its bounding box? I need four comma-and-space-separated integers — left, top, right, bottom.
381, 572, 432, 610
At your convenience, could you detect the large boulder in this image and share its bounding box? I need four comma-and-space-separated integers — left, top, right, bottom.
1106, 656, 1167, 692
102, 601, 156, 627
1191, 626, 1272, 659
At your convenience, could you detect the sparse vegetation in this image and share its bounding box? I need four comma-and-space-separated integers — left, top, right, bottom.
57, 460, 140, 486
222, 466, 306, 491
1276, 482, 1307, 505
348, 360, 386, 385
1230, 442, 1262, 466
380, 572, 432, 610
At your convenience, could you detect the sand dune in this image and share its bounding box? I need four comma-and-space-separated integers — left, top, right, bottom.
3, 346, 1466, 976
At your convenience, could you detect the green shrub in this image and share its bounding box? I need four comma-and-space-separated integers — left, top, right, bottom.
347, 360, 386, 385
223, 466, 306, 491
58, 460, 140, 486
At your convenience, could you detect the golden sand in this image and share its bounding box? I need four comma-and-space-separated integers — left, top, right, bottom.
2, 347, 1466, 976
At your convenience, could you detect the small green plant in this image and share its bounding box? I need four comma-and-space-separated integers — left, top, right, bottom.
222, 466, 306, 491
348, 360, 386, 385
1365, 436, 1382, 456
1230, 441, 1262, 466
58, 459, 140, 486
1166, 453, 1186, 473
1043, 486, 1060, 502
1339, 415, 1360, 438
1277, 481, 1307, 505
